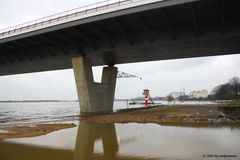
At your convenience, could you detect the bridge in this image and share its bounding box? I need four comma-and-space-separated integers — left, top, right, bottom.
0, 0, 240, 114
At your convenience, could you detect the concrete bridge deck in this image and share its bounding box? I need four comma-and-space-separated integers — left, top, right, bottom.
0, 0, 239, 76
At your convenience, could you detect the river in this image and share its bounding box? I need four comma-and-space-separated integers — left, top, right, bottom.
0, 101, 239, 160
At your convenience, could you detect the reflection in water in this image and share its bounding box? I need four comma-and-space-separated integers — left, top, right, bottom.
1, 121, 240, 160
73, 121, 119, 160
0, 122, 158, 160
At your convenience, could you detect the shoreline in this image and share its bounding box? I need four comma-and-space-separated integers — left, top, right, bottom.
1, 104, 240, 139
0, 123, 76, 140
82, 105, 240, 127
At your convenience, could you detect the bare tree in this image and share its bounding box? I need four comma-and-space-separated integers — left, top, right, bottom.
166, 95, 174, 102
229, 77, 240, 98
211, 76, 240, 100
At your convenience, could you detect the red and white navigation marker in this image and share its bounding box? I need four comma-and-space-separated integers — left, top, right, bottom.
142, 88, 149, 108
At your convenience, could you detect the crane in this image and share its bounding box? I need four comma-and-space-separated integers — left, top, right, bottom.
117, 71, 142, 80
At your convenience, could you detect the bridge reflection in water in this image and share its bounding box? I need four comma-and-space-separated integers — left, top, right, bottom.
0, 122, 158, 160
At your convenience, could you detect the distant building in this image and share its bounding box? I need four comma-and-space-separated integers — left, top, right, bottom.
189, 89, 208, 99
170, 92, 185, 99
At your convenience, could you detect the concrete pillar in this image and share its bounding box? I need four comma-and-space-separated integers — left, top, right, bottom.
72, 56, 118, 115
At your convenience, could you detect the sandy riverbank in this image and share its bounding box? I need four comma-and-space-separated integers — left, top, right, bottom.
83, 105, 240, 127
0, 123, 76, 139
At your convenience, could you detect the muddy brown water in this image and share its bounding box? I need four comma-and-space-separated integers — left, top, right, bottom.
0, 121, 240, 160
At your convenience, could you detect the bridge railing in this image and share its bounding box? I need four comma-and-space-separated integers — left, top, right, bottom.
0, 0, 145, 38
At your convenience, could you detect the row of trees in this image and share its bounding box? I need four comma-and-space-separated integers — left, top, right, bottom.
211, 77, 240, 100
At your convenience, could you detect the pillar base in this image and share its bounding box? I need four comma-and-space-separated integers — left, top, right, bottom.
72, 56, 117, 115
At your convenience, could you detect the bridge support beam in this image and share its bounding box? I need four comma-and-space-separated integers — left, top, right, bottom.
72, 56, 118, 115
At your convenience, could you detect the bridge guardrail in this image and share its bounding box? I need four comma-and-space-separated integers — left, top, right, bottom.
0, 0, 147, 38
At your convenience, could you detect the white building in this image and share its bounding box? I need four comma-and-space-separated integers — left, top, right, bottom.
170, 92, 184, 99
189, 89, 208, 99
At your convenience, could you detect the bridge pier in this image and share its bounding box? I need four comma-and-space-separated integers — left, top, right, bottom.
72, 56, 118, 115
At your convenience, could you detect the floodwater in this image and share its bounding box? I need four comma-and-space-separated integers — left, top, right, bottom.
0, 101, 239, 160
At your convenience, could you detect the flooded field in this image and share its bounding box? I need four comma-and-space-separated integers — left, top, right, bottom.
0, 101, 239, 160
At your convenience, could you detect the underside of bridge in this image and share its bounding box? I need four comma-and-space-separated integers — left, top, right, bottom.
0, 0, 240, 114
0, 0, 240, 75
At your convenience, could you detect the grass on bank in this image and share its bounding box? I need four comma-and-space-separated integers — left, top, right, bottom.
227, 99, 240, 105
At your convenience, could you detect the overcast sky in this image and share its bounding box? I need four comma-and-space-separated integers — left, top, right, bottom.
0, 0, 240, 100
